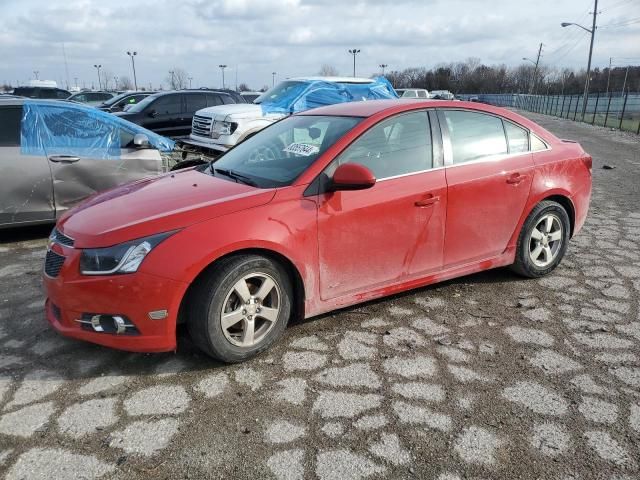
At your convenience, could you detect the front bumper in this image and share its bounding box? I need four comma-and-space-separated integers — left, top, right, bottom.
43, 244, 189, 353
180, 137, 229, 154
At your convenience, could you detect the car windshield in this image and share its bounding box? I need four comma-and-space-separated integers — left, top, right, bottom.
205, 115, 362, 188
101, 92, 132, 107
254, 81, 306, 105
126, 94, 158, 113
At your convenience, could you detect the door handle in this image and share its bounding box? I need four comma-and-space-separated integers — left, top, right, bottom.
49, 155, 80, 163
506, 173, 527, 185
415, 194, 440, 207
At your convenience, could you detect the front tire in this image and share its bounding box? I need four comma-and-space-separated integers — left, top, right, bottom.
511, 200, 571, 278
187, 255, 292, 363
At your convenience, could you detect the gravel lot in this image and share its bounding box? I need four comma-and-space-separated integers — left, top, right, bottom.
1, 111, 639, 480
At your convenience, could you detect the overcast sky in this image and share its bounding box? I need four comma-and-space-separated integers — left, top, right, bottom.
1, 0, 638, 90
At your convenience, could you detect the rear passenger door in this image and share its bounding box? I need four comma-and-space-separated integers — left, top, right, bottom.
439, 109, 534, 267
0, 105, 54, 226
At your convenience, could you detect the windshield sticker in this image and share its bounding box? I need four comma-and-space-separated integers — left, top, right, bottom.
283, 143, 320, 157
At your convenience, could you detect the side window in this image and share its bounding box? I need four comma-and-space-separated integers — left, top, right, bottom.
531, 134, 548, 152
504, 120, 529, 153
0, 107, 22, 146
56, 90, 69, 99
207, 94, 224, 106
443, 110, 507, 164
403, 90, 417, 98
150, 95, 182, 115
219, 94, 234, 105
417, 90, 428, 98
73, 94, 87, 102
334, 111, 432, 179
185, 94, 207, 113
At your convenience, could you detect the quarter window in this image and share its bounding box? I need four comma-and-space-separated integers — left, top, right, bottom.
504, 121, 529, 153
531, 134, 548, 152
443, 110, 508, 164
185, 94, 207, 113
334, 111, 432, 179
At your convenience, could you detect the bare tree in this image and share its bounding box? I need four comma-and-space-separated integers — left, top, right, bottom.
100, 68, 113, 91
238, 83, 250, 92
118, 75, 134, 90
166, 68, 188, 90
318, 64, 339, 76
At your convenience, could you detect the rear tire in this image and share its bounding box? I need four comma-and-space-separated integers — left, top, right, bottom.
187, 255, 292, 363
511, 200, 571, 278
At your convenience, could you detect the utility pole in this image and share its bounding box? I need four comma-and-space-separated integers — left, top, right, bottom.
272, 72, 276, 86
93, 64, 102, 90
348, 49, 361, 77
525, 43, 543, 94
605, 56, 612, 96
188, 77, 193, 88
74, 77, 78, 88
379, 64, 388, 75
621, 65, 629, 97
562, 0, 598, 121
219, 64, 227, 89
127, 51, 138, 91
169, 70, 175, 89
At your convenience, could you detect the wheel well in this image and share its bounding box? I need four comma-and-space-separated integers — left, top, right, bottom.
543, 195, 575, 237
177, 248, 306, 325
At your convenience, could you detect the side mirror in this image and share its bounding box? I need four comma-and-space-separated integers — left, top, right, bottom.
133, 133, 151, 148
329, 163, 376, 191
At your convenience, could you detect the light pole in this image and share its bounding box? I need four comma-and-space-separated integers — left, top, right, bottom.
188, 76, 193, 88
605, 57, 612, 96
379, 64, 388, 76
272, 72, 276, 86
74, 77, 78, 88
33, 70, 39, 80
126, 51, 138, 91
169, 70, 175, 89
93, 64, 102, 90
218, 64, 227, 89
561, 0, 598, 121
113, 76, 118, 90
348, 49, 360, 77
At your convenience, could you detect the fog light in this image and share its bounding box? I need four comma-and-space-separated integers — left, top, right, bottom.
75, 314, 139, 335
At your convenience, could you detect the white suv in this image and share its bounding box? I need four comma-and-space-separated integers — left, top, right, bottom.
184, 77, 397, 154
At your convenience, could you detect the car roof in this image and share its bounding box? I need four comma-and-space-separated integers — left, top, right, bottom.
288, 76, 375, 84
0, 98, 25, 106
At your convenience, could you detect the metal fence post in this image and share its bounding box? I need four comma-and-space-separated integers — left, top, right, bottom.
618, 91, 628, 131
604, 94, 612, 128
573, 95, 580, 121
592, 92, 599, 125
561, 95, 566, 118
566, 96, 572, 119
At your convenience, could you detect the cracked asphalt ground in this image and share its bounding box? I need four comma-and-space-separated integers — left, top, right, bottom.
1, 111, 640, 480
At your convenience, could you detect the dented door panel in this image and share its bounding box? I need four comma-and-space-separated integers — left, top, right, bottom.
49, 148, 164, 216
0, 146, 54, 226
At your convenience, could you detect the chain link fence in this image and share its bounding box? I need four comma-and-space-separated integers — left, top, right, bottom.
459, 93, 640, 134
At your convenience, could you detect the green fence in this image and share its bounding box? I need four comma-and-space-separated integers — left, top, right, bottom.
460, 93, 640, 134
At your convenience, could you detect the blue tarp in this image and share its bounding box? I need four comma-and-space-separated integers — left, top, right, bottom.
260, 76, 398, 115
21, 100, 175, 159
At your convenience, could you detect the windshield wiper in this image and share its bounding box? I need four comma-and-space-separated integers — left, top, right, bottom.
213, 167, 259, 187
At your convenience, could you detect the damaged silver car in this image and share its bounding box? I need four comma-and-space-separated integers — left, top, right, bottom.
0, 98, 177, 228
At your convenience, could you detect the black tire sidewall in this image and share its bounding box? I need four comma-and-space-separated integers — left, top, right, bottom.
196, 256, 292, 363
514, 201, 571, 278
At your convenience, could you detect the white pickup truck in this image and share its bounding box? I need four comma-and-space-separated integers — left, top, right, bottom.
182, 76, 397, 154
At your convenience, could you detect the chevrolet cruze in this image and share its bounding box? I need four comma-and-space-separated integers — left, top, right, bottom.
44, 100, 592, 363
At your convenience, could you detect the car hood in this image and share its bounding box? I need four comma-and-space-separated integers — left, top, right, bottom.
197, 103, 283, 121
58, 168, 276, 248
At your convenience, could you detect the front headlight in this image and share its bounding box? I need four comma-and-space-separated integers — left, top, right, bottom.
80, 231, 177, 275
212, 120, 237, 137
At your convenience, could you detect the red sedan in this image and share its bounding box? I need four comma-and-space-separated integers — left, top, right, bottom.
43, 100, 592, 362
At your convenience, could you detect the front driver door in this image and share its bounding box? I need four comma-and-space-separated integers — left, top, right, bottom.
34, 104, 163, 215
316, 110, 447, 300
